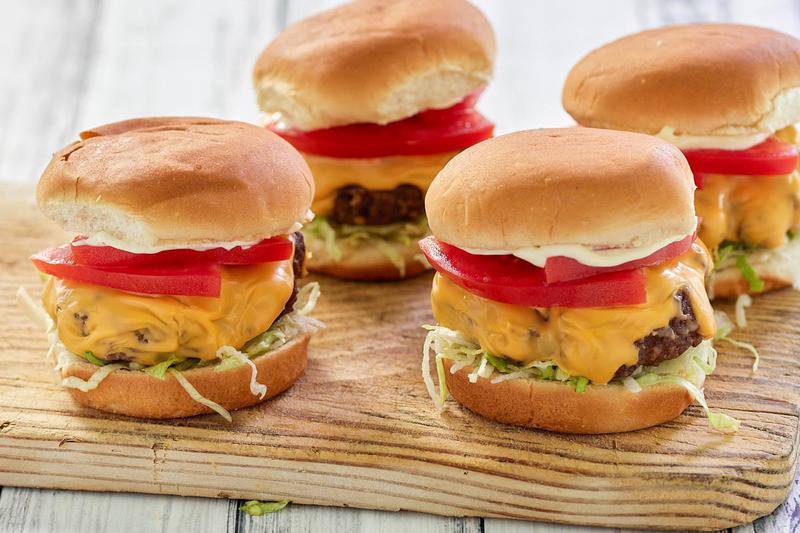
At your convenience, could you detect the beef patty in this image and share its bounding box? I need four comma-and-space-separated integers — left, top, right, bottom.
279, 231, 306, 317
331, 184, 425, 225
614, 289, 704, 379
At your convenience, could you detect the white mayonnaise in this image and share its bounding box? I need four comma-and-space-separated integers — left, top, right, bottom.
655, 126, 769, 151
71, 220, 307, 254
462, 232, 692, 268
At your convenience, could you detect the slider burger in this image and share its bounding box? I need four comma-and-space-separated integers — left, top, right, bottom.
17, 117, 319, 421
563, 24, 800, 298
420, 128, 738, 434
253, 0, 495, 280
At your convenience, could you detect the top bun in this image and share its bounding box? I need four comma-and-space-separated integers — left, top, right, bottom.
37, 117, 314, 247
426, 128, 696, 250
253, 0, 495, 130
563, 24, 800, 136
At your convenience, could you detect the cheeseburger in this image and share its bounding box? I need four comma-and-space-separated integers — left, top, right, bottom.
563, 24, 800, 298
253, 0, 495, 280
18, 117, 320, 420
420, 128, 737, 434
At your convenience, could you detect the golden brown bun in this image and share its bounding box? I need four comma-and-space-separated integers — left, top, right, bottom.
563, 24, 800, 136
443, 360, 695, 434
253, 0, 495, 130
305, 231, 430, 281
426, 128, 696, 250
62, 335, 309, 419
711, 238, 800, 298
37, 117, 315, 247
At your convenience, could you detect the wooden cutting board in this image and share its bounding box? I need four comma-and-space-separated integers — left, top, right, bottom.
0, 183, 797, 531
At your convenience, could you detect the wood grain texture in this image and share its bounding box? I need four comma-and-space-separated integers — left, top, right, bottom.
0, 0, 101, 183
77, 0, 282, 129
0, 184, 796, 531
2, 0, 800, 531
0, 486, 233, 533
239, 505, 482, 533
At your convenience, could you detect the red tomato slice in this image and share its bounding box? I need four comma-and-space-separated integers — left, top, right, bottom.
693, 172, 705, 189
32, 245, 221, 297
543, 233, 695, 284
682, 137, 799, 176
419, 237, 646, 308
70, 235, 293, 267
268, 89, 494, 158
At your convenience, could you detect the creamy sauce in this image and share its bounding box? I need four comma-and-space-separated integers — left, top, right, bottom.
42, 260, 294, 366
304, 152, 457, 215
463, 230, 695, 268
696, 171, 800, 252
431, 243, 715, 384
655, 126, 769, 150
73, 222, 309, 254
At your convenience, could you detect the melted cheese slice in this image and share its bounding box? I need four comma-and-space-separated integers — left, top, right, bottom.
696, 171, 800, 252
43, 261, 294, 366
304, 151, 457, 216
693, 126, 800, 252
430, 243, 715, 384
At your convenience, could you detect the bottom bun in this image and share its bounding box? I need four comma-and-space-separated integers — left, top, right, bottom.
62, 334, 309, 419
443, 359, 696, 434
712, 238, 800, 299
305, 232, 430, 281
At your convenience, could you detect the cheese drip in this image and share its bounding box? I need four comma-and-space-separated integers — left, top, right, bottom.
695, 171, 800, 252
430, 243, 715, 384
43, 261, 294, 366
304, 151, 457, 216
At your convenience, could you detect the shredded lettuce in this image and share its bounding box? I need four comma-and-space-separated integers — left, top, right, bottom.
244, 282, 323, 358
81, 351, 107, 366
15, 281, 323, 422
422, 325, 739, 433
143, 356, 178, 380
61, 363, 126, 392
305, 215, 431, 275
715, 242, 766, 292
622, 376, 642, 393
240, 499, 289, 516
714, 310, 760, 372
16, 286, 53, 332
734, 294, 752, 328
736, 255, 764, 292
216, 345, 267, 399
168, 368, 232, 422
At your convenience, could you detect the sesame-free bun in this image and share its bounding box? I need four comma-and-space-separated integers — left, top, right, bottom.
563, 24, 800, 136
37, 117, 315, 248
712, 237, 800, 298
253, 0, 495, 130
426, 128, 696, 251
305, 231, 430, 281
62, 335, 309, 419
443, 359, 695, 434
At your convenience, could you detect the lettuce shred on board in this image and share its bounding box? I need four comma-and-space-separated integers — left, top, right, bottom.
714, 309, 760, 372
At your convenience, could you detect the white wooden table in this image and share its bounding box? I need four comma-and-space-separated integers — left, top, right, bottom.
0, 1, 797, 531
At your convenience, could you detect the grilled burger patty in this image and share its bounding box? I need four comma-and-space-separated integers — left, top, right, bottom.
279, 231, 306, 317
331, 184, 425, 225
614, 289, 703, 379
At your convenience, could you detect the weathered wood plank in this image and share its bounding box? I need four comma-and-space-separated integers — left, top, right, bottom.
483, 520, 611, 533
0, 487, 231, 533
0, 183, 797, 531
76, 0, 282, 129
0, 0, 101, 183
2, 1, 800, 532
239, 504, 482, 533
